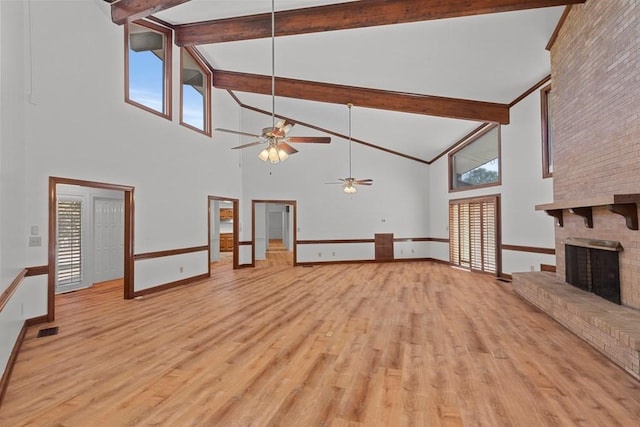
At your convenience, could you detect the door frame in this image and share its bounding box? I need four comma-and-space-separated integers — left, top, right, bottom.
208, 195, 239, 271
48, 177, 135, 322
252, 199, 297, 266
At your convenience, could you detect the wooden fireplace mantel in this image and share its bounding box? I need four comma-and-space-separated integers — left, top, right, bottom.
535, 194, 640, 230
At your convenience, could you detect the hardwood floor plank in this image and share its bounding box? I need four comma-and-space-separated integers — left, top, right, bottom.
2, 259, 640, 426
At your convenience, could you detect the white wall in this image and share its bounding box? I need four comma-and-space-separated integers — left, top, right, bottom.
238, 108, 430, 262
500, 87, 555, 272
0, 0, 28, 293
0, 0, 31, 381
429, 87, 555, 273
20, 1, 242, 293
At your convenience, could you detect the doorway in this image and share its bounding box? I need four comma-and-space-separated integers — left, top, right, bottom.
48, 177, 134, 321
54, 188, 124, 294
208, 196, 239, 272
252, 200, 297, 266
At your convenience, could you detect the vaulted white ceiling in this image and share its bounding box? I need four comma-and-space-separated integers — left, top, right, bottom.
150, 1, 564, 162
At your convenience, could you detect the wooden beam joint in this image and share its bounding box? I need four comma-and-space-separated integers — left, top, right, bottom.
111, 0, 191, 25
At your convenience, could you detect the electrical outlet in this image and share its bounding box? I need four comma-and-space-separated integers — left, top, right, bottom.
400, 249, 403, 254
332, 251, 335, 256
530, 265, 535, 272
318, 252, 322, 257
179, 266, 184, 273
28, 236, 42, 247
411, 249, 415, 253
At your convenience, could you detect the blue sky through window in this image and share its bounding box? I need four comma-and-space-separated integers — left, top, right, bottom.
183, 83, 204, 130
129, 48, 164, 112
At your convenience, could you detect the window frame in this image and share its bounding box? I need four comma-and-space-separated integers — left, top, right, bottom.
180, 47, 212, 136
124, 20, 173, 120
448, 124, 502, 193
541, 83, 553, 178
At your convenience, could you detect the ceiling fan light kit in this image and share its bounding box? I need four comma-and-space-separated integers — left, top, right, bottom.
214, 0, 330, 164
258, 142, 289, 163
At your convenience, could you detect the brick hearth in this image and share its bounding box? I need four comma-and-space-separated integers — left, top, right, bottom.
513, 272, 640, 380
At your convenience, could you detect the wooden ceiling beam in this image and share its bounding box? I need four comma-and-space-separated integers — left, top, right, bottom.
175, 0, 585, 45
213, 70, 509, 124
111, 0, 191, 25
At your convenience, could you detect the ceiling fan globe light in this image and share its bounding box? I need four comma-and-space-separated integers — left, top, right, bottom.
268, 146, 279, 162
278, 149, 289, 162
258, 148, 270, 162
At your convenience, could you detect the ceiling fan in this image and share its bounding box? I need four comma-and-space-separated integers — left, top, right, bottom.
214, 0, 331, 163
327, 103, 373, 194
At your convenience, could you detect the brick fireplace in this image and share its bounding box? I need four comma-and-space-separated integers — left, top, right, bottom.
513, 1, 640, 380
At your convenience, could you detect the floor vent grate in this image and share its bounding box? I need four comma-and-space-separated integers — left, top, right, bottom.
37, 327, 59, 338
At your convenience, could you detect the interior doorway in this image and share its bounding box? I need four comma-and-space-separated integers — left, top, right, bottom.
252, 200, 297, 266
55, 186, 125, 294
48, 177, 134, 321
208, 196, 239, 272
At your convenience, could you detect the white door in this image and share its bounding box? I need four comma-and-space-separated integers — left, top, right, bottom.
56, 197, 86, 293
93, 197, 124, 283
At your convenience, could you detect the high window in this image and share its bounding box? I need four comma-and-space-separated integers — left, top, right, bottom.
180, 47, 211, 136
125, 21, 172, 119
449, 196, 500, 274
541, 84, 553, 178
449, 124, 501, 192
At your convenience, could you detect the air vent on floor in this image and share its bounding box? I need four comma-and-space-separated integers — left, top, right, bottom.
37, 327, 59, 338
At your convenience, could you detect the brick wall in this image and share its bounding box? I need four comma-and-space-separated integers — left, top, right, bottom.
551, 1, 640, 309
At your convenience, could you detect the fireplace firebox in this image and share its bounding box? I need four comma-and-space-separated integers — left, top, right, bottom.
565, 238, 622, 305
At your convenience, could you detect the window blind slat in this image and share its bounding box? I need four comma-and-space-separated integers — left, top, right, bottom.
450, 197, 498, 274
57, 200, 82, 287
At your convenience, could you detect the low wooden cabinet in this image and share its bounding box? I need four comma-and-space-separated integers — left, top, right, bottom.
220, 233, 233, 252
375, 233, 394, 261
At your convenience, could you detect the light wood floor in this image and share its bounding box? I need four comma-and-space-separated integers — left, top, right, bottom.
2, 257, 639, 426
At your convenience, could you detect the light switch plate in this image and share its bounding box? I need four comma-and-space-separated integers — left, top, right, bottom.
29, 236, 42, 247
31, 226, 39, 235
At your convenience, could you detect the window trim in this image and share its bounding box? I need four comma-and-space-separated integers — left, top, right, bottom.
541, 83, 553, 178
124, 20, 173, 120
448, 123, 502, 193
180, 47, 212, 136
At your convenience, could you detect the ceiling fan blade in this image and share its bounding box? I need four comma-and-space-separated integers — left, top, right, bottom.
356, 181, 373, 186
355, 179, 374, 184
215, 128, 262, 138
287, 136, 331, 144
324, 182, 344, 185
277, 141, 299, 155
230, 141, 264, 150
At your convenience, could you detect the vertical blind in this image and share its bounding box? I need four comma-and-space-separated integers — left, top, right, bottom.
449, 197, 498, 274
57, 199, 83, 286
